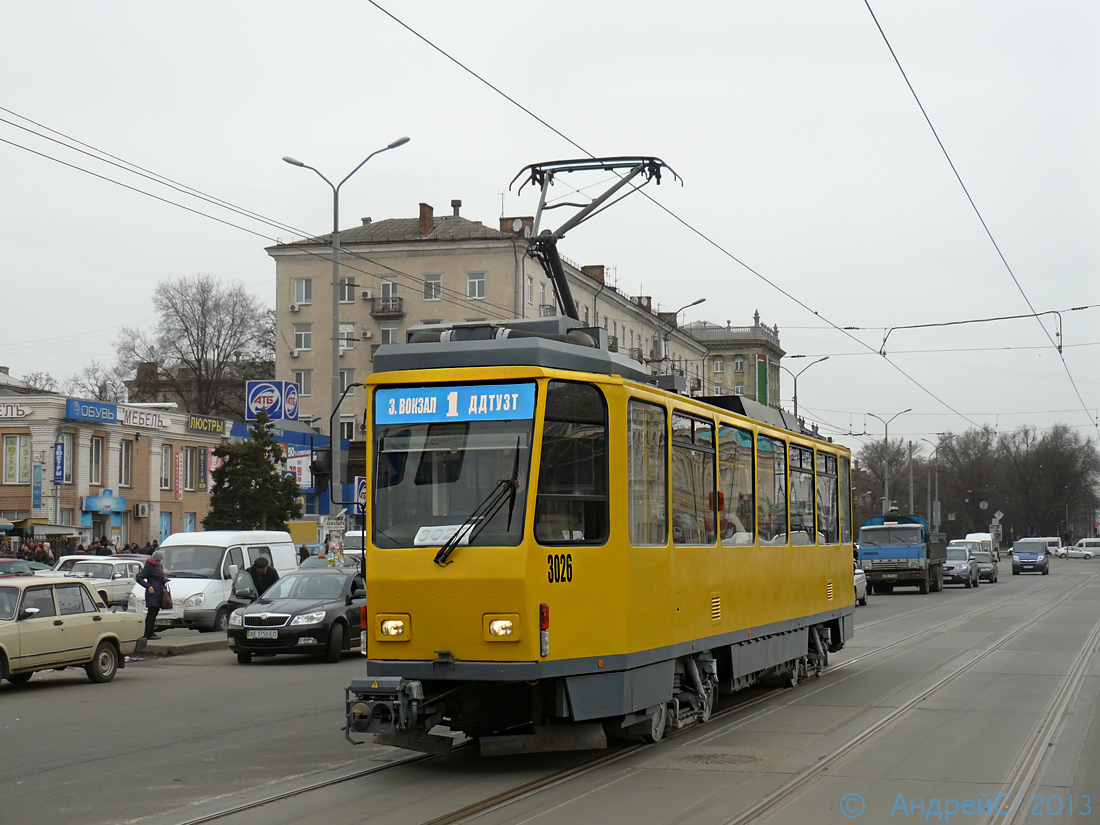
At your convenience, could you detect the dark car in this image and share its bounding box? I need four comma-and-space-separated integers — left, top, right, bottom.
226, 567, 365, 664
943, 546, 979, 588
1012, 538, 1050, 575
974, 551, 998, 583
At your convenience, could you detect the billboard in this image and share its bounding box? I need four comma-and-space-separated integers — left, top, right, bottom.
246, 381, 300, 422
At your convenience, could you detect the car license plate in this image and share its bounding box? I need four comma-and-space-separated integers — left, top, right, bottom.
246, 629, 279, 640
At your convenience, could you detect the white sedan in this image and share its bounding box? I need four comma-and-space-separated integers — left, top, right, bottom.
854, 562, 868, 606
1062, 539, 1099, 559
64, 559, 144, 607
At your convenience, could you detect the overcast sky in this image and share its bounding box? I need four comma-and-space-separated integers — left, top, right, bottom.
2, 1, 1097, 455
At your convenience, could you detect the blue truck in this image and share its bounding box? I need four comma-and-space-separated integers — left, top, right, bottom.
857, 510, 947, 594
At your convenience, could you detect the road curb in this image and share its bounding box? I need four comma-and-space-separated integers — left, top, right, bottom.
140, 636, 230, 657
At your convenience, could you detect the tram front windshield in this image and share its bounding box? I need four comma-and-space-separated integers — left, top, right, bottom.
372, 383, 536, 549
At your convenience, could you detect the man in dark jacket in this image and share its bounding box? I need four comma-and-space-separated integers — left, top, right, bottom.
135, 550, 167, 640
247, 556, 279, 596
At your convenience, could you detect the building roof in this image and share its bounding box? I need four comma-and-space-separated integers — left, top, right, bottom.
269, 215, 510, 250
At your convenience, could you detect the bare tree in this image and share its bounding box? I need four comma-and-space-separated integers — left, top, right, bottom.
21, 371, 59, 394
115, 275, 274, 417
65, 360, 129, 402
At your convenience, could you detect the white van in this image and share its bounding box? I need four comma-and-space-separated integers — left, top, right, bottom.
128, 531, 297, 632
965, 532, 998, 562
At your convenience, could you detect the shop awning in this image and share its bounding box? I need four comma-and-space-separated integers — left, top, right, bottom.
32, 523, 79, 537
0, 517, 13, 530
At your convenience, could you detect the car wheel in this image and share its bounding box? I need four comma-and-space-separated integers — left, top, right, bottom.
325, 623, 345, 663
974, 572, 980, 587
1060, 552, 1067, 559
7, 672, 33, 685
85, 642, 118, 684
858, 591, 868, 607
202, 608, 228, 634
1086, 554, 1093, 560
1043, 568, 1049, 575
964, 575, 972, 588
98, 591, 109, 605
236, 651, 252, 664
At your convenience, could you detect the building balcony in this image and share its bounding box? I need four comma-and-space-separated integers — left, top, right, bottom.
628, 347, 644, 362
370, 297, 404, 318
607, 336, 619, 353
539, 304, 558, 317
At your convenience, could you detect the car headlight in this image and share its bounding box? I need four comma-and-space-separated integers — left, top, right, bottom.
908, 559, 919, 568
229, 610, 243, 627
128, 593, 139, 610
291, 611, 326, 626
861, 561, 871, 571
1037, 555, 1045, 562
184, 593, 205, 607
1013, 555, 1020, 562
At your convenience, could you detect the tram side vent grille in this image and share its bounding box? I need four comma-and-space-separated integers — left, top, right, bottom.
826, 579, 834, 601
710, 596, 721, 622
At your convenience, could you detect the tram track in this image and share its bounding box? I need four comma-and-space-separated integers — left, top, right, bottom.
166, 571, 1100, 825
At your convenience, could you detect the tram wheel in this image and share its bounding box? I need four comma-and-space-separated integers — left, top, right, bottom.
641, 703, 667, 744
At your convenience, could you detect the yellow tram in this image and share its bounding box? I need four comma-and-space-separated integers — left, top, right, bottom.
345, 318, 854, 754
344, 157, 853, 754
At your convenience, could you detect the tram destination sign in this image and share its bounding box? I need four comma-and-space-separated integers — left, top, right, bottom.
375, 383, 536, 425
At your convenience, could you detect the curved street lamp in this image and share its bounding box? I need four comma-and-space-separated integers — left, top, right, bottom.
867, 408, 911, 515
283, 137, 410, 504
656, 298, 705, 373
779, 356, 829, 420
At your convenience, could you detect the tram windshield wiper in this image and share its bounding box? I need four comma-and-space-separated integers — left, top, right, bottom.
434, 471, 520, 568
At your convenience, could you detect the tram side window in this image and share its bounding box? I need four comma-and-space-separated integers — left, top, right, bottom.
671, 413, 716, 546
789, 445, 815, 545
535, 382, 609, 545
628, 400, 668, 546
757, 435, 788, 545
718, 424, 755, 546
839, 455, 853, 544
816, 451, 839, 544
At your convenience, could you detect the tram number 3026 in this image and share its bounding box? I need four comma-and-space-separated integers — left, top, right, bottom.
547, 554, 573, 583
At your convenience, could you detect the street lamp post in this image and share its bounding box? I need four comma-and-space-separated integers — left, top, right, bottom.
779, 356, 829, 420
656, 298, 705, 375
867, 408, 911, 515
283, 136, 410, 504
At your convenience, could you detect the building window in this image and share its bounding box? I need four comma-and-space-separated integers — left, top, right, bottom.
293, 323, 312, 350
381, 277, 397, 299
583, 306, 589, 324
380, 324, 399, 345
160, 445, 172, 490
119, 440, 133, 488
526, 276, 533, 305
734, 383, 744, 395
340, 418, 356, 442
293, 369, 312, 396
3, 434, 31, 484
713, 357, 725, 373
733, 357, 745, 372
339, 369, 355, 393
539, 283, 546, 306
184, 446, 198, 491
339, 322, 356, 351
294, 278, 312, 304
90, 437, 104, 486
60, 508, 74, 526
467, 273, 486, 300
338, 277, 355, 303
423, 274, 442, 301
62, 433, 74, 484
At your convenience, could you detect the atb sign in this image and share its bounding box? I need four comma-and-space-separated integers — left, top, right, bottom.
355, 476, 367, 516
245, 381, 300, 422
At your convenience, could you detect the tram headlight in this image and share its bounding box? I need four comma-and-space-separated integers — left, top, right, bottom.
381, 619, 405, 636
489, 619, 513, 637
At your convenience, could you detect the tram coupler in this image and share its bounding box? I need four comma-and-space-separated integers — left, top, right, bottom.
344, 677, 423, 744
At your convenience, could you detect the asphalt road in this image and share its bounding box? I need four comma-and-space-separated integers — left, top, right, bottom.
3, 557, 1100, 825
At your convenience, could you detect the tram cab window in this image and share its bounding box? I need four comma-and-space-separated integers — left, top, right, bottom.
789, 445, 815, 545
627, 400, 667, 546
816, 451, 839, 544
757, 435, 788, 545
535, 382, 608, 545
671, 412, 716, 545
718, 425, 755, 545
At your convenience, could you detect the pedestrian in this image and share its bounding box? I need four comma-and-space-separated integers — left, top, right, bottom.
135, 550, 168, 640
246, 556, 279, 596
298, 544, 310, 564
0, 539, 13, 559
34, 545, 50, 564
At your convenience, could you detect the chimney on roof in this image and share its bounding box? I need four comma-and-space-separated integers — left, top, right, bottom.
419, 203, 434, 236
581, 265, 605, 285
499, 216, 534, 238
451, 199, 462, 217
0, 366, 9, 375
361, 217, 371, 226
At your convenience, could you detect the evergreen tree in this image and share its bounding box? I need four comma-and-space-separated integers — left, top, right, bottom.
203, 409, 302, 530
